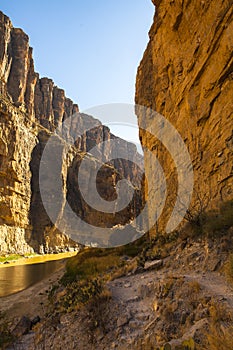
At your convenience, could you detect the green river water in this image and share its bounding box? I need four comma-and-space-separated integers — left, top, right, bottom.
0, 253, 76, 297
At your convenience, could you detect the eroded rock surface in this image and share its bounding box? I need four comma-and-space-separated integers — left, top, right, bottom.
136, 0, 233, 234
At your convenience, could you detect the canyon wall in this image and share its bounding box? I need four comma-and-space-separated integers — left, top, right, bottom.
136, 0, 232, 235
0, 11, 144, 253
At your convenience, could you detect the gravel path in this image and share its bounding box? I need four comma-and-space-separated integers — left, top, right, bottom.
184, 272, 233, 307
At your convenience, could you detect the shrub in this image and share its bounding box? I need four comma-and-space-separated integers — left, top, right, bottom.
61, 249, 124, 286
61, 278, 103, 310
206, 325, 233, 350
61, 238, 147, 286
203, 200, 233, 237
204, 302, 233, 349
57, 244, 144, 311
0, 254, 22, 263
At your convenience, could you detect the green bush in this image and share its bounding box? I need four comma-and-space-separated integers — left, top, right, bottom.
204, 200, 233, 235
55, 238, 149, 311
0, 254, 22, 263
61, 237, 147, 286
57, 278, 103, 312
61, 249, 124, 286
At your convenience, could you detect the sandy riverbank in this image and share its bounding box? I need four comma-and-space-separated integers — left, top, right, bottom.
0, 259, 66, 321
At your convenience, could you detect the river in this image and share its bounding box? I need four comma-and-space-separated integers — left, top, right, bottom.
0, 253, 76, 297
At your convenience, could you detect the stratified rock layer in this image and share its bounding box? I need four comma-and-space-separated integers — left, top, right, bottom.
136, 0, 232, 235
0, 11, 144, 253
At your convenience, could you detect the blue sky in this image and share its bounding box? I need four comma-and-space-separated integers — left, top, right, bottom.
1, 1, 154, 147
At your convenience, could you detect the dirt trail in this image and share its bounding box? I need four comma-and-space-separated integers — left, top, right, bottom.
109, 268, 233, 310
108, 270, 157, 322
184, 272, 233, 307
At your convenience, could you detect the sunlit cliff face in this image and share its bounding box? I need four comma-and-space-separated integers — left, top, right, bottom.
136, 0, 233, 235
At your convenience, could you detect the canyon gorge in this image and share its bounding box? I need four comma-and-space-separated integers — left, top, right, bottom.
0, 1, 233, 349
0, 10, 144, 254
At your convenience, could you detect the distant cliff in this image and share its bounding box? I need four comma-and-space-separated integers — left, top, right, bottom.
136, 0, 232, 235
0, 11, 144, 253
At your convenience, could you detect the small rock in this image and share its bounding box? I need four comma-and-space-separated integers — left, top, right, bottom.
195, 307, 209, 320
127, 296, 140, 303
209, 258, 222, 271
204, 295, 211, 303
12, 316, 32, 337
121, 256, 130, 261
126, 337, 133, 345
132, 266, 144, 274
180, 311, 188, 325
180, 241, 187, 250
97, 334, 104, 341
31, 316, 40, 326
137, 313, 150, 321
144, 259, 163, 271
124, 282, 131, 288
117, 314, 131, 327
129, 320, 140, 329
219, 297, 227, 301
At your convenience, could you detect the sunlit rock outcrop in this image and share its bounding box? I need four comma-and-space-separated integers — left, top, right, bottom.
136, 0, 233, 235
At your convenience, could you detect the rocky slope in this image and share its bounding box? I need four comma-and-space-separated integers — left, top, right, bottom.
0, 11, 144, 254
136, 0, 233, 235
2, 232, 233, 349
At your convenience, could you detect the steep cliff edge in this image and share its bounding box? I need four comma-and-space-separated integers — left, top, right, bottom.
0, 11, 144, 254
136, 0, 233, 235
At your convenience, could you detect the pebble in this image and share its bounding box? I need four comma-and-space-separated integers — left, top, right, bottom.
127, 296, 140, 303
117, 314, 131, 327
136, 313, 150, 321
129, 320, 139, 329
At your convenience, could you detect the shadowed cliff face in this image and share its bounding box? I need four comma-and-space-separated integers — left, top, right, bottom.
136, 0, 233, 235
67, 155, 144, 229
0, 11, 144, 253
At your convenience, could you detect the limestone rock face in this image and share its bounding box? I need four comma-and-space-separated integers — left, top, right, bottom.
0, 99, 37, 254
136, 0, 233, 235
0, 11, 144, 253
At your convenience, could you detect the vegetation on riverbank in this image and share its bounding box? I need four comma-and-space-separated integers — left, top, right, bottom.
0, 252, 77, 268
48, 239, 146, 312
0, 253, 37, 264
